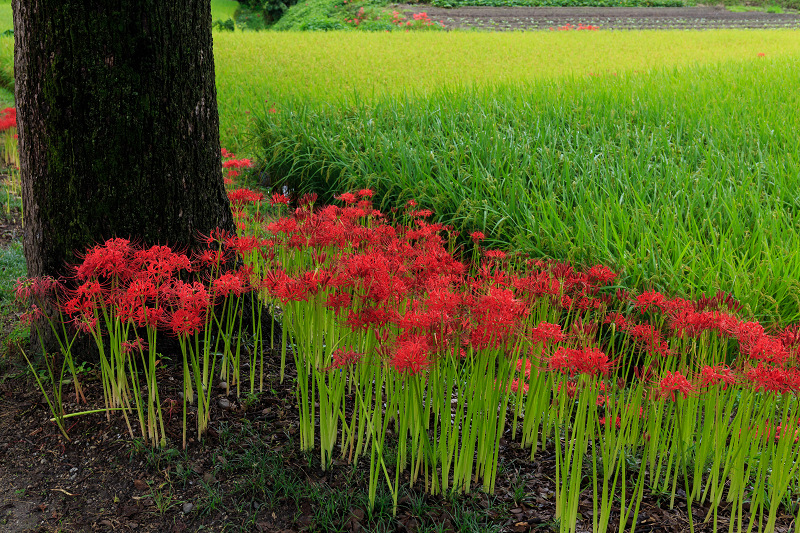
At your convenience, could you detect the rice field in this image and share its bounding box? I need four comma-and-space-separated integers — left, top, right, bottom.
213, 29, 800, 149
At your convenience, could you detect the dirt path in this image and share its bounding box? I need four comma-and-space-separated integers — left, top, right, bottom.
393, 4, 800, 30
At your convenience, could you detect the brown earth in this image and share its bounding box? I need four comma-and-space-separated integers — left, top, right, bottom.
393, 4, 800, 30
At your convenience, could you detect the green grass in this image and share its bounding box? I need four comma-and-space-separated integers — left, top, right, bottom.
0, 240, 25, 303
0, 0, 11, 35
253, 56, 800, 325
212, 29, 800, 150
211, 0, 241, 22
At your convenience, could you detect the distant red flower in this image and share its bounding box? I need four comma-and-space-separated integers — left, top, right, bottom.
757, 52, 766, 57
470, 231, 485, 243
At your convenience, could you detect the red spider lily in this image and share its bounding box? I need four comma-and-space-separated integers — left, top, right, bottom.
131, 245, 191, 281
270, 193, 290, 206
599, 416, 621, 430
555, 381, 578, 398
15, 276, 60, 303
483, 249, 507, 261
227, 188, 264, 211
0, 107, 16, 131
324, 292, 352, 315
357, 189, 374, 198
700, 364, 737, 389
745, 364, 799, 394
587, 265, 617, 286
168, 308, 205, 336
76, 238, 134, 281
132, 306, 167, 329
221, 147, 234, 158
121, 338, 148, 354
742, 334, 790, 364
636, 290, 665, 313
659, 370, 694, 401
548, 346, 613, 377
391, 335, 430, 375
514, 271, 560, 300
212, 271, 249, 299
222, 158, 253, 169
603, 312, 628, 329
509, 379, 529, 394
468, 287, 528, 350
337, 192, 358, 204
170, 280, 210, 314
346, 306, 396, 331
470, 231, 485, 243
19, 305, 44, 326
325, 348, 363, 370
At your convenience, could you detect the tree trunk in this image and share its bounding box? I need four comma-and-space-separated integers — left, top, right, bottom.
13, 0, 234, 281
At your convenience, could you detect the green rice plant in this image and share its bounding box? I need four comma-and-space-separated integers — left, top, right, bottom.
253, 56, 800, 325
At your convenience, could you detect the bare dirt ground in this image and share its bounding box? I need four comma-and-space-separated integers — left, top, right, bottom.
393, 4, 800, 30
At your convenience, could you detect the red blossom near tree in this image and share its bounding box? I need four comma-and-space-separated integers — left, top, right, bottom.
19, 304, 44, 326
131, 245, 191, 282
168, 307, 205, 337
659, 370, 694, 401
391, 335, 431, 375
221, 158, 253, 169
227, 188, 264, 212
0, 107, 16, 131
75, 237, 135, 281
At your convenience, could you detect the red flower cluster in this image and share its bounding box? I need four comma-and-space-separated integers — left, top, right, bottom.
0, 107, 16, 132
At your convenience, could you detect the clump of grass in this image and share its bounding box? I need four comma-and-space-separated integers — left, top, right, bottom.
253, 56, 800, 325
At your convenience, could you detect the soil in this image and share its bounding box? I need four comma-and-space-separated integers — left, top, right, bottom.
5, 352, 799, 533
393, 4, 800, 30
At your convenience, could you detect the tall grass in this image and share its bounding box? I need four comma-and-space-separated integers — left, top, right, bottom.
254, 56, 800, 325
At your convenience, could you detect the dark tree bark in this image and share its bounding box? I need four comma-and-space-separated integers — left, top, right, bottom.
13, 0, 234, 281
